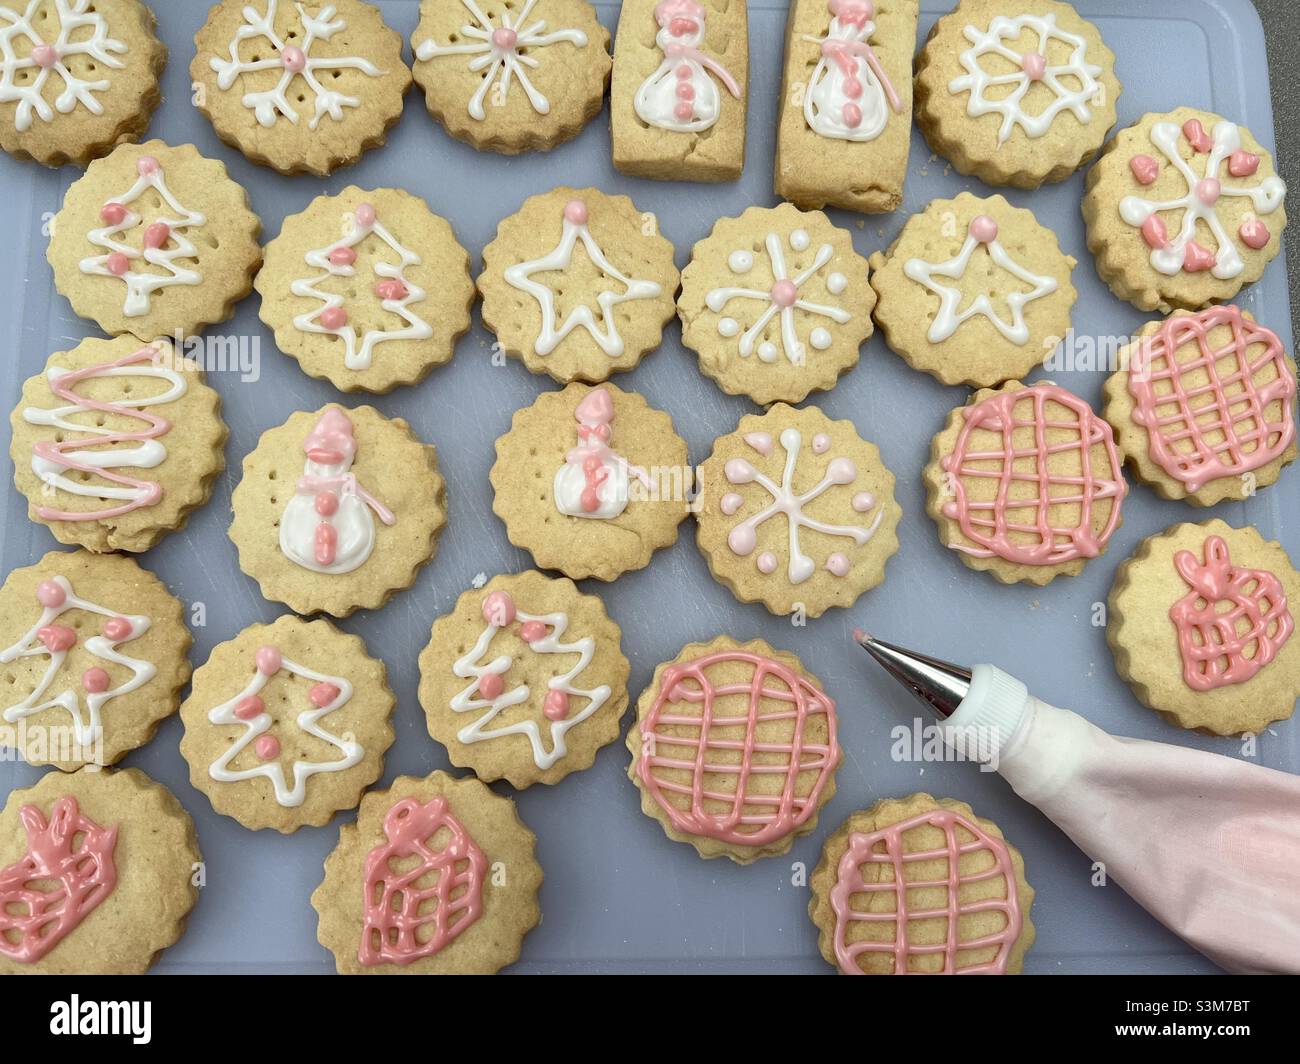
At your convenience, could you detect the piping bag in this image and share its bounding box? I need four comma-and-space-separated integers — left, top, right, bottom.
855, 631, 1300, 974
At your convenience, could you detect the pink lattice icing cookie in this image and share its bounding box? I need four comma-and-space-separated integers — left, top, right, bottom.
627, 636, 842, 863
926, 380, 1128, 585
1108, 519, 1300, 736
809, 793, 1035, 975
312, 770, 542, 974
1103, 305, 1297, 506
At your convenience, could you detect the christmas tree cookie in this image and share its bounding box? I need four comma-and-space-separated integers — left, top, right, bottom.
418, 571, 630, 788
627, 636, 841, 863
229, 404, 446, 617
0, 0, 167, 167
678, 201, 874, 404
46, 140, 262, 340
479, 187, 680, 383
1108, 520, 1300, 736
179, 614, 396, 833
0, 766, 200, 974
256, 187, 474, 393
313, 770, 542, 974
191, 0, 410, 176
0, 550, 190, 771
9, 334, 227, 553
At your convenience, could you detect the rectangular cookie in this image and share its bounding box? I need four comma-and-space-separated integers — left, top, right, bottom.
611, 0, 749, 182
775, 0, 918, 213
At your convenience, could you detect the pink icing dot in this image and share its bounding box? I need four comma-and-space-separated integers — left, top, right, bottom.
1228, 150, 1260, 178
1140, 215, 1169, 250
136, 155, 159, 176
314, 490, 339, 516
852, 491, 876, 512
1129, 154, 1159, 185
543, 689, 570, 721
1239, 218, 1271, 250
1183, 241, 1217, 272
519, 620, 547, 644
843, 77, 862, 99
1182, 118, 1213, 153
99, 201, 127, 225
720, 492, 743, 516
969, 215, 998, 243
309, 681, 340, 707
254, 735, 280, 761
676, 64, 692, 80
375, 279, 408, 301
281, 44, 306, 72
1020, 52, 1046, 81
771, 279, 798, 307
491, 27, 518, 50
478, 672, 505, 700
482, 590, 516, 627
35, 580, 66, 608
143, 222, 170, 249
82, 667, 110, 693
234, 695, 265, 721
320, 306, 348, 330
105, 251, 130, 276
564, 199, 588, 225
38, 624, 76, 653
674, 101, 694, 120
756, 552, 778, 574
842, 102, 862, 128
329, 246, 357, 267
101, 616, 132, 640
1195, 178, 1221, 206
354, 203, 376, 228
31, 43, 58, 68
255, 645, 282, 676
826, 554, 851, 577
677, 82, 695, 101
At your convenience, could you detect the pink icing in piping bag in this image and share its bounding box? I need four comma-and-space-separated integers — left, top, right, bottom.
855, 632, 1300, 974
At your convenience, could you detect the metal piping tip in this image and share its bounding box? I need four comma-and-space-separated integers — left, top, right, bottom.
853, 630, 973, 720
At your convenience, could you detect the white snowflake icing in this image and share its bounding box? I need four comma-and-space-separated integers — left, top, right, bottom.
209, 0, 384, 129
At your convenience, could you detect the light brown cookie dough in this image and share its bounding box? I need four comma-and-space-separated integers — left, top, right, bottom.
1103, 306, 1298, 507
869, 192, 1077, 388
924, 380, 1128, 585
915, 0, 1120, 189
10, 335, 227, 553
479, 186, 680, 384
411, 0, 609, 155
775, 0, 918, 214
611, 0, 748, 182
229, 404, 446, 618
0, 550, 190, 771
809, 793, 1035, 975
679, 202, 874, 404
179, 614, 396, 833
627, 636, 840, 864
490, 383, 689, 581
1083, 107, 1288, 312
694, 403, 900, 618
1107, 519, 1300, 736
256, 186, 474, 394
312, 770, 542, 974
47, 139, 262, 340
0, 766, 201, 975
0, 0, 166, 167
190, 0, 410, 176
418, 570, 629, 788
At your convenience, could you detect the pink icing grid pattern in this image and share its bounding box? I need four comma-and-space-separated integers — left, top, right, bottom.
358, 796, 488, 967
830, 810, 1022, 976
637, 650, 840, 847
941, 383, 1126, 566
1128, 306, 1296, 494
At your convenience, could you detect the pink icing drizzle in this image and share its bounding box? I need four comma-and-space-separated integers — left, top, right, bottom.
358, 795, 488, 967
829, 809, 1022, 976
1128, 305, 1296, 493
30, 345, 171, 522
0, 796, 118, 964
636, 650, 840, 847
940, 383, 1126, 566
1169, 535, 1293, 692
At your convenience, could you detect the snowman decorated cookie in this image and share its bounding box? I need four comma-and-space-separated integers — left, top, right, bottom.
229, 404, 446, 617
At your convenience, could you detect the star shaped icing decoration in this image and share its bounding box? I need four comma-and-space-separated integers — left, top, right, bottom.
904, 215, 1058, 345
503, 198, 662, 357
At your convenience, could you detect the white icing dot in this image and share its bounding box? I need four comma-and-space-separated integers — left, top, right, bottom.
757, 552, 778, 574
827, 272, 848, 295
852, 492, 876, 513
720, 492, 743, 516
812, 433, 831, 454
810, 328, 833, 350
728, 250, 754, 273
790, 229, 810, 252
757, 341, 779, 363
826, 553, 851, 577
718, 317, 740, 337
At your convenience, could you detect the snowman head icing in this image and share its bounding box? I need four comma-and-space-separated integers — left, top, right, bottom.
655, 0, 705, 47
303, 408, 358, 472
